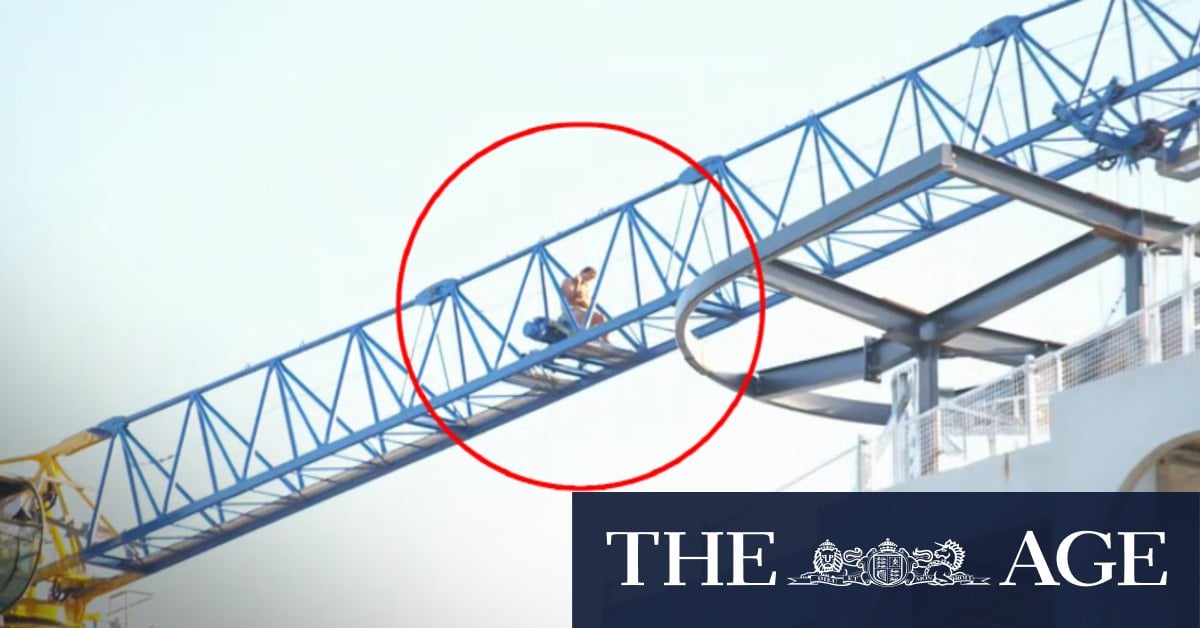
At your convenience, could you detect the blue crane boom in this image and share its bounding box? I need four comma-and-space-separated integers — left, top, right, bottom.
2, 0, 1199, 623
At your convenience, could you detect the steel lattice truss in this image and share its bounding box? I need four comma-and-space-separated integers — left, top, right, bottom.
2, 0, 1199, 611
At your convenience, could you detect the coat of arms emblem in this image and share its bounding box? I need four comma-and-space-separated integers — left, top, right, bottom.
789, 538, 988, 586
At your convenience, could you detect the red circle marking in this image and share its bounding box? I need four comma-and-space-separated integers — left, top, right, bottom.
394, 121, 766, 491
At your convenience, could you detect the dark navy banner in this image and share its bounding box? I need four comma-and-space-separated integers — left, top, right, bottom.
572, 492, 1199, 628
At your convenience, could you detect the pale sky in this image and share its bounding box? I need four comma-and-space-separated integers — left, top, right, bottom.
2, 1, 1198, 626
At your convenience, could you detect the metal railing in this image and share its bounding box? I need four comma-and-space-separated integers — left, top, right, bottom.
867, 224, 1200, 489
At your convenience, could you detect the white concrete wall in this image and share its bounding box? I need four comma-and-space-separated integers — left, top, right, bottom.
890, 351, 1200, 491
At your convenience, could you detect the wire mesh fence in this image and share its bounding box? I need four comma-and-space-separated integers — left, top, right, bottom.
867, 227, 1199, 489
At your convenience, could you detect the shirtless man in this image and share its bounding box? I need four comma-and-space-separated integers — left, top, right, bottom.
560, 266, 608, 342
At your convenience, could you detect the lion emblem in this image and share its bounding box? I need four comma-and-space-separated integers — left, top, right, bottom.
812, 539, 843, 574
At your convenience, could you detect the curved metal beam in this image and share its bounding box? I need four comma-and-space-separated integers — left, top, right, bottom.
759, 393, 892, 425
674, 146, 952, 392
675, 143, 1188, 423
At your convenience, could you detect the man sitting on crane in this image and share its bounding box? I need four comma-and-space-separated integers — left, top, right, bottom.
560, 266, 609, 343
